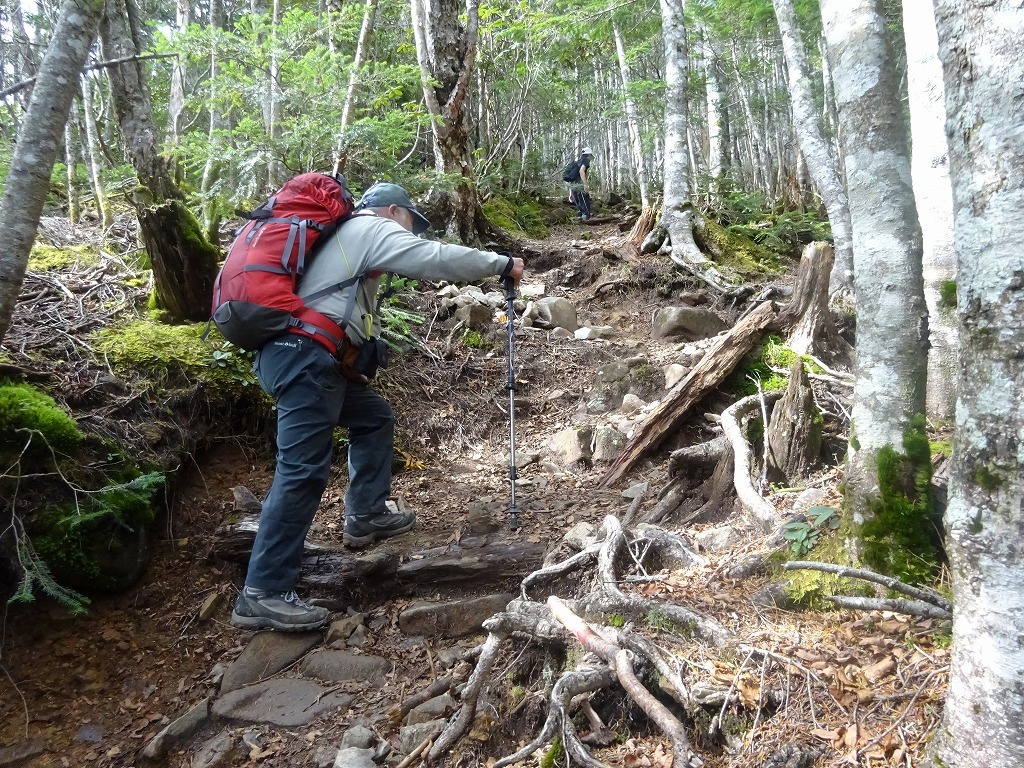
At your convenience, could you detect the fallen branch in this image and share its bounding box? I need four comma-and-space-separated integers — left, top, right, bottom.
826, 595, 952, 620
783, 561, 951, 611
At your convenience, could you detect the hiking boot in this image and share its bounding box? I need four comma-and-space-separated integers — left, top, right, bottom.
230, 587, 330, 632
343, 510, 416, 548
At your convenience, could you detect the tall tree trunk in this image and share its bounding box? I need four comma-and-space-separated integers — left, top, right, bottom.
925, 3, 1024, 765
63, 120, 81, 224
266, 0, 283, 186
771, 0, 854, 293
903, 0, 957, 422
410, 0, 483, 244
332, 0, 379, 175
200, 0, 226, 235
100, 0, 218, 322
80, 73, 112, 229
820, 0, 928, 523
658, 0, 736, 293
613, 20, 651, 211
166, 0, 191, 184
0, 0, 104, 345
701, 28, 723, 195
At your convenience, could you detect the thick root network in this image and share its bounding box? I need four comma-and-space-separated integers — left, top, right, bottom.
417, 515, 730, 767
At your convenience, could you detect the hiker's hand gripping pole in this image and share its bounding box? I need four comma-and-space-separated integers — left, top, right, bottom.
503, 276, 520, 530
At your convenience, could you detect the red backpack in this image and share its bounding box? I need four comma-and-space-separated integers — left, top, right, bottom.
210, 173, 361, 352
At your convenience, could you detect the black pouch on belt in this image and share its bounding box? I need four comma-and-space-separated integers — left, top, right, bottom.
339, 336, 389, 382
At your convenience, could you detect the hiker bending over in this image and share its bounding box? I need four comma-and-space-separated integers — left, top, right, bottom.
563, 147, 595, 221
232, 183, 525, 632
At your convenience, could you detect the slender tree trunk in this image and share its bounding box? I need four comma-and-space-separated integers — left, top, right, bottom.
80, 73, 112, 228
613, 20, 651, 215
200, 0, 226, 235
267, 0, 283, 186
771, 0, 854, 293
166, 0, 190, 184
701, 29, 723, 194
903, 0, 957, 422
63, 120, 81, 224
925, 3, 1024, 765
0, 0, 105, 345
332, 0, 379, 174
820, 0, 928, 523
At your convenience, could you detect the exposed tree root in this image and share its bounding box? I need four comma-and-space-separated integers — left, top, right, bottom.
422, 515, 732, 766
549, 596, 698, 768
492, 664, 617, 768
721, 392, 783, 531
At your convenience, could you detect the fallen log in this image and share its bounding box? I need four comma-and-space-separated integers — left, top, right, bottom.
599, 301, 778, 487
210, 512, 548, 599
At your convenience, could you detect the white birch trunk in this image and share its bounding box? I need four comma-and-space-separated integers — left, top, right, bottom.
0, 0, 104, 344
79, 73, 111, 229
771, 0, 854, 293
701, 31, 723, 191
820, 0, 928, 521
613, 21, 650, 210
63, 120, 80, 224
332, 0, 379, 174
267, 0, 283, 186
166, 0, 190, 175
903, 0, 957, 421
925, 3, 1024, 766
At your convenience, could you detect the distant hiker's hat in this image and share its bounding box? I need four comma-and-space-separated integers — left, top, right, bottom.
358, 182, 431, 235
581, 146, 594, 156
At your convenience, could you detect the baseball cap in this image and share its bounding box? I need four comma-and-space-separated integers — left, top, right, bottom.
582, 146, 594, 155
357, 182, 431, 235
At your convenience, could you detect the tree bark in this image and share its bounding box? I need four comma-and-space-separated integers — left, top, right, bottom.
903, 0, 957, 422
410, 0, 483, 244
79, 73, 112, 229
771, 0, 854, 293
332, 0, 379, 174
658, 0, 738, 292
925, 3, 1024, 766
820, 0, 928, 525
613, 20, 651, 212
100, 0, 218, 321
0, 0, 105, 345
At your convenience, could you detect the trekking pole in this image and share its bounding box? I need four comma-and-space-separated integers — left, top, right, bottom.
503, 276, 520, 530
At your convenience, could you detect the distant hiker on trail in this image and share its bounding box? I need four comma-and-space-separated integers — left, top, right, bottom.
231, 182, 525, 632
562, 147, 595, 221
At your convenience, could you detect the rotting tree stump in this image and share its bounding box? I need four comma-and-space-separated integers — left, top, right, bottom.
211, 513, 549, 600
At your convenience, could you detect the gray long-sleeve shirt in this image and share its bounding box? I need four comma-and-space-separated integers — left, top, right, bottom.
297, 211, 511, 343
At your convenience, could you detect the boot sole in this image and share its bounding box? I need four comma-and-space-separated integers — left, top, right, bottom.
343, 519, 415, 548
230, 611, 329, 632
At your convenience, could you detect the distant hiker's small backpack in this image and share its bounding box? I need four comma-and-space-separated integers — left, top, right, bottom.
210, 172, 360, 352
561, 159, 580, 183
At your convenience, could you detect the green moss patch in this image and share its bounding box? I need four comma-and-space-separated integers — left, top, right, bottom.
28, 243, 101, 272
860, 414, 942, 585
92, 320, 259, 400
0, 380, 83, 465
482, 195, 549, 239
